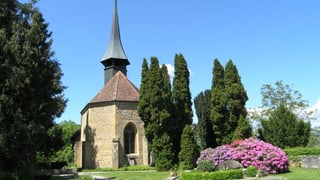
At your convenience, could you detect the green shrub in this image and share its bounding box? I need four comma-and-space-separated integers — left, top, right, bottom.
119, 165, 156, 171
179, 125, 199, 170
181, 169, 243, 180
284, 147, 320, 156
197, 160, 216, 172
245, 166, 257, 177
153, 133, 174, 171
76, 175, 92, 180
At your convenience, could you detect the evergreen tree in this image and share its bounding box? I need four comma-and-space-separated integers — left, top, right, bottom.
232, 115, 252, 141
179, 125, 199, 170
137, 58, 150, 129
153, 133, 174, 171
210, 59, 227, 145
138, 57, 174, 168
172, 53, 193, 158
0, 1, 66, 178
224, 60, 248, 143
261, 102, 311, 148
194, 90, 216, 149
211, 59, 248, 145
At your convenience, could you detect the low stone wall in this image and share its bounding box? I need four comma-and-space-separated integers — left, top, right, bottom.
301, 155, 320, 168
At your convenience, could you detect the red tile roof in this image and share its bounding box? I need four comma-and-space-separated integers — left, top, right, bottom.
90, 71, 139, 103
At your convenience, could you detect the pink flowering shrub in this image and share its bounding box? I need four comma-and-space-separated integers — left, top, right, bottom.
196, 138, 289, 174
230, 138, 288, 174
196, 145, 232, 166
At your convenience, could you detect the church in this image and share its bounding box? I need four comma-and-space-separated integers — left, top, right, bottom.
73, 0, 149, 169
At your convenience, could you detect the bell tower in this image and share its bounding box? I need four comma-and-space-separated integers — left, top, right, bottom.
101, 0, 130, 84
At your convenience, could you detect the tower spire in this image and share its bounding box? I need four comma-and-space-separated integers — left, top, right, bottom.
101, 0, 130, 84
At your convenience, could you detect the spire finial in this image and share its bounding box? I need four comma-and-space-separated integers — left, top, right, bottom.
101, 0, 129, 62
101, 0, 130, 84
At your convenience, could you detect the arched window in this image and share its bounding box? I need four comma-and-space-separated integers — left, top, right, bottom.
124, 123, 136, 154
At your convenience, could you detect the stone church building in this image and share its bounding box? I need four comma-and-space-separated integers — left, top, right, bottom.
73, 0, 149, 169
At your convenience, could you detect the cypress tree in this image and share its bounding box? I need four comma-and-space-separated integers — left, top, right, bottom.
224, 60, 248, 143
138, 57, 174, 168
210, 59, 227, 145
142, 57, 163, 144
179, 125, 199, 170
172, 53, 193, 157
0, 1, 66, 178
137, 58, 150, 128
194, 90, 216, 149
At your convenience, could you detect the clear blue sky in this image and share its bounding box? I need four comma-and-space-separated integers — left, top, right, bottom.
30, 0, 320, 125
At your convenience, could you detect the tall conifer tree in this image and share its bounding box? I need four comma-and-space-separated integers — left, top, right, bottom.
194, 90, 216, 149
138, 57, 174, 169
172, 53, 193, 160
0, 1, 66, 178
211, 59, 248, 145
137, 58, 150, 127
224, 60, 248, 143
210, 59, 227, 145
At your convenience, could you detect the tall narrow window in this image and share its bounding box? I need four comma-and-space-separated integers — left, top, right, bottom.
124, 123, 136, 154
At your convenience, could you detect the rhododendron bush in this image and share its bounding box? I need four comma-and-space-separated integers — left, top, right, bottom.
196, 145, 232, 166
197, 138, 289, 174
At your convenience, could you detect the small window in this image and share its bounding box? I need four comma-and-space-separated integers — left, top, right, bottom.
124, 123, 136, 154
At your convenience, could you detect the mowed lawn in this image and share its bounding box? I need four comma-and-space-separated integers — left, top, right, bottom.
275, 167, 320, 180
75, 168, 320, 180
82, 171, 170, 180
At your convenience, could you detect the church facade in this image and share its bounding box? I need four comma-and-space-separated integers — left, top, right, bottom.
74, 0, 149, 169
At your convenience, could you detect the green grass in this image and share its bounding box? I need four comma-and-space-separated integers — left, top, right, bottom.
85, 171, 170, 180
274, 167, 320, 180
74, 167, 320, 180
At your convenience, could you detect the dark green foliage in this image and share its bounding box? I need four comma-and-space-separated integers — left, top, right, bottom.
224, 60, 248, 144
138, 57, 174, 169
179, 125, 199, 170
232, 115, 252, 141
50, 120, 80, 165
172, 53, 193, 126
194, 90, 216, 149
197, 160, 216, 172
261, 103, 311, 148
153, 133, 174, 171
211, 59, 248, 145
246, 166, 257, 177
138, 57, 171, 143
0, 1, 66, 178
211, 59, 227, 145
181, 169, 243, 180
172, 53, 193, 161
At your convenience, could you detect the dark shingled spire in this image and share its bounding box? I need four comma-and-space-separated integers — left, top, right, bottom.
101, 0, 130, 84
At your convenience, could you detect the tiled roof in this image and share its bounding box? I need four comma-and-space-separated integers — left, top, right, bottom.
90, 71, 139, 103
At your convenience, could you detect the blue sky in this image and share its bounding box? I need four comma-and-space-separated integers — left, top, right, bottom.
30, 0, 320, 125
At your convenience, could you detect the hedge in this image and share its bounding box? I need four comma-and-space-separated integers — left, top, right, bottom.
284, 147, 320, 156
181, 169, 243, 180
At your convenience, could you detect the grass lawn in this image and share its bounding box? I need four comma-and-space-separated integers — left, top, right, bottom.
83, 171, 171, 180
73, 168, 320, 180
274, 167, 320, 180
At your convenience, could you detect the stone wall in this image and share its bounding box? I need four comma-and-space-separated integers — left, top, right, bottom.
301, 155, 320, 168
77, 101, 149, 169
115, 102, 148, 167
